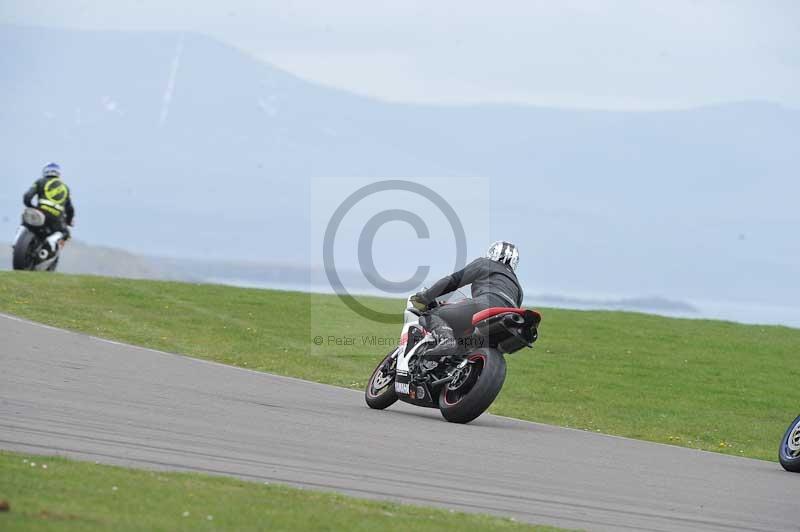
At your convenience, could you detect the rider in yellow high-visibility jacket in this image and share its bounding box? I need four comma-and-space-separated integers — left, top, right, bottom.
22, 163, 75, 251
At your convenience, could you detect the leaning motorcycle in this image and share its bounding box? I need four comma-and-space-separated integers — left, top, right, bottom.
12, 207, 64, 272
365, 292, 541, 424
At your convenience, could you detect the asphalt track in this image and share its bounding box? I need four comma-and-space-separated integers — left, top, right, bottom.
0, 313, 796, 531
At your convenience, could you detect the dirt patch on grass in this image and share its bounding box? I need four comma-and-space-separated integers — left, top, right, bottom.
37, 509, 85, 521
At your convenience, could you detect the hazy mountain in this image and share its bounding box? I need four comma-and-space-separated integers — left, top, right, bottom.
1, 238, 709, 325
0, 240, 163, 279
1, 25, 797, 311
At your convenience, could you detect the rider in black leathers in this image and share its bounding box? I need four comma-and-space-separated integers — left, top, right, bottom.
23, 163, 75, 251
410, 241, 523, 359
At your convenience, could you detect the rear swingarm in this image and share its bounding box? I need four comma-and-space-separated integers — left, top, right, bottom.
429, 358, 469, 387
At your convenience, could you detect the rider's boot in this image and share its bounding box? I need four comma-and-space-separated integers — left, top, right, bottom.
422, 324, 457, 361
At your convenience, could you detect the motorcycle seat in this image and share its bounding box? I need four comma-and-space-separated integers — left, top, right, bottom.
471, 307, 542, 326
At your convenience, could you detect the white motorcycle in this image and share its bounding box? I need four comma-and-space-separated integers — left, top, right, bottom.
365, 292, 541, 424
12, 207, 65, 272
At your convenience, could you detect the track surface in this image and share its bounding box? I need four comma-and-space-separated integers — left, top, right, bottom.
0, 314, 796, 531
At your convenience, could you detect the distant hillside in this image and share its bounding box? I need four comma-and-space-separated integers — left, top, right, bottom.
5, 238, 799, 327
1, 25, 798, 308
0, 240, 346, 291
0, 240, 163, 279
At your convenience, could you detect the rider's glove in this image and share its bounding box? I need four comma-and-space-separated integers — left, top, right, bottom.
410, 293, 428, 312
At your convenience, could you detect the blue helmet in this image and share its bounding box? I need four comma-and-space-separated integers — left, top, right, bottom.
42, 162, 61, 178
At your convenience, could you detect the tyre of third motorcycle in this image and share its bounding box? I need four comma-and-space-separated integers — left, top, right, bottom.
365, 350, 399, 410
779, 414, 800, 472
12, 229, 36, 271
438, 347, 506, 424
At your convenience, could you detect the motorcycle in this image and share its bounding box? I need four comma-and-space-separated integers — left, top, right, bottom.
365, 291, 541, 424
12, 207, 65, 272
779, 414, 800, 472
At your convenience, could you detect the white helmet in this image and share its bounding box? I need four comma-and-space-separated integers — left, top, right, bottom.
486, 241, 519, 271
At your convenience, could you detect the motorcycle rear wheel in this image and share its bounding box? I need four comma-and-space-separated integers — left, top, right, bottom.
438, 348, 506, 424
365, 350, 399, 410
12, 230, 36, 270
46, 256, 60, 272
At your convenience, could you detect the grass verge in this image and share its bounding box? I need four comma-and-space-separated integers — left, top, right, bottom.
0, 451, 562, 531
0, 271, 797, 461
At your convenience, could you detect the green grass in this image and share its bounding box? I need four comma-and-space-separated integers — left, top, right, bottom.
1, 271, 797, 461
0, 451, 561, 532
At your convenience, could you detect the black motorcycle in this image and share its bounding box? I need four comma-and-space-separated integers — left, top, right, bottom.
779, 414, 800, 472
365, 292, 541, 424
12, 207, 64, 272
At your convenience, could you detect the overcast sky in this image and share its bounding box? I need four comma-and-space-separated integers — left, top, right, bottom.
2, 0, 798, 109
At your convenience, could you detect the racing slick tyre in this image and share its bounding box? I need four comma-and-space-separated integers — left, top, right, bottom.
365, 350, 399, 410
779, 414, 800, 472
438, 348, 506, 424
12, 230, 35, 271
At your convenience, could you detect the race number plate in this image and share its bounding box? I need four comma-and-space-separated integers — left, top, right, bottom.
394, 372, 410, 395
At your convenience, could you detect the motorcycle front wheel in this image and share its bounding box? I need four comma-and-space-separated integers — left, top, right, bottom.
779, 414, 800, 472
438, 348, 506, 424
365, 350, 399, 410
